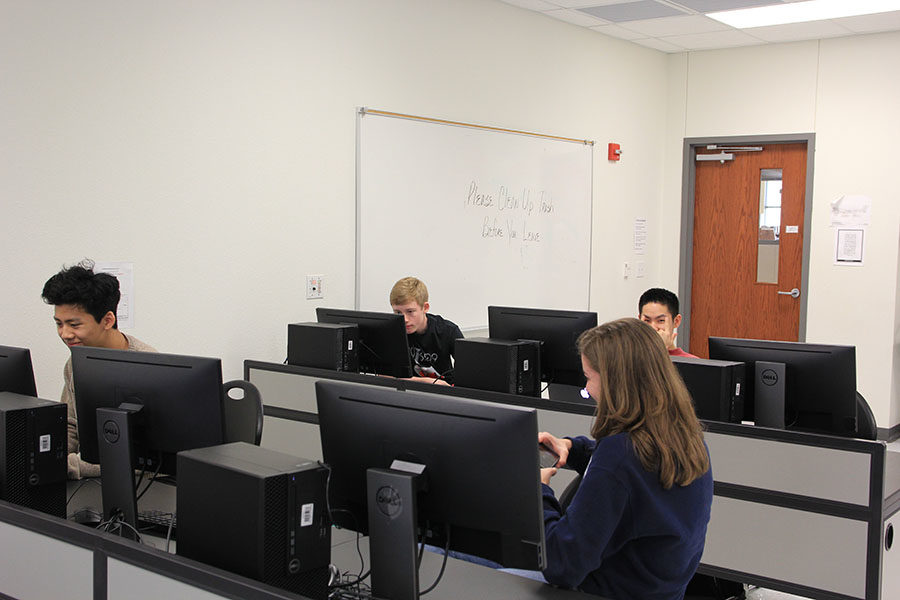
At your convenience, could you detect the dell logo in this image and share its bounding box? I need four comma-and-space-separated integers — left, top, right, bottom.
375, 485, 403, 518
761, 369, 779, 386
102, 420, 120, 443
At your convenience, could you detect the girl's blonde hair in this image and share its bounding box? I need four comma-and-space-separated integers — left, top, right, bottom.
577, 318, 709, 489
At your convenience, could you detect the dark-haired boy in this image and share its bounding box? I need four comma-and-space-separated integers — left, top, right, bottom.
41, 261, 156, 479
638, 288, 698, 359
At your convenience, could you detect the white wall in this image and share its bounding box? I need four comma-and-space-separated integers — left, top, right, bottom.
0, 1, 668, 400
667, 33, 900, 429
4, 1, 896, 432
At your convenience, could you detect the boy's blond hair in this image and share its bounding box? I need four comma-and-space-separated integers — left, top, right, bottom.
390, 277, 429, 307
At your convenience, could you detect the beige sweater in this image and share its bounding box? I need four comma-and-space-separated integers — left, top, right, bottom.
62, 333, 157, 479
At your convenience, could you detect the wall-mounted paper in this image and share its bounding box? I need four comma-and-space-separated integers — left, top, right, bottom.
830, 195, 871, 227
633, 218, 647, 255
834, 229, 864, 266
93, 261, 134, 329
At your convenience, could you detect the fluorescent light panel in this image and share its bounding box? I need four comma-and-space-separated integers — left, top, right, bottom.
708, 0, 900, 28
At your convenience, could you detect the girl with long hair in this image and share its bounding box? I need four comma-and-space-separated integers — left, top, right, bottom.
538, 317, 713, 599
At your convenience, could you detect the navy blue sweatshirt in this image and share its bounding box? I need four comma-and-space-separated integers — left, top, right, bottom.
541, 433, 713, 600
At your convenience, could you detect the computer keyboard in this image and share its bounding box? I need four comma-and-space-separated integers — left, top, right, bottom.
137, 509, 176, 530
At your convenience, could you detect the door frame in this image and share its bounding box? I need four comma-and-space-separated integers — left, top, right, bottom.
678, 133, 816, 353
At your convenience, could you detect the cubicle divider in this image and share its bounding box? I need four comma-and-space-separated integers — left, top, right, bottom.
244, 360, 595, 497
0, 498, 310, 600
245, 360, 900, 600
698, 421, 900, 600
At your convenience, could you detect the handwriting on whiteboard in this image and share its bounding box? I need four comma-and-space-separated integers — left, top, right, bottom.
466, 181, 555, 243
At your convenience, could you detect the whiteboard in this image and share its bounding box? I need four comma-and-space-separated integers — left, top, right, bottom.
357, 110, 593, 330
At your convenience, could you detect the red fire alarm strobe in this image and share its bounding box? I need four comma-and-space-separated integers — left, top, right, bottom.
608, 143, 621, 161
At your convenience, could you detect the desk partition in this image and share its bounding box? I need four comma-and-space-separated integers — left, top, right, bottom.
698, 422, 899, 600
0, 500, 303, 600
244, 360, 594, 497
246, 360, 900, 600
0, 489, 590, 600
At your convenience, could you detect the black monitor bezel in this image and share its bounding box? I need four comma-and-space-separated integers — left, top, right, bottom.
316, 308, 412, 378
0, 345, 38, 397
487, 305, 597, 386
708, 337, 857, 436
315, 379, 546, 570
71, 346, 226, 474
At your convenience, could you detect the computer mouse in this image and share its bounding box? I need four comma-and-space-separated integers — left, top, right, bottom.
72, 507, 103, 527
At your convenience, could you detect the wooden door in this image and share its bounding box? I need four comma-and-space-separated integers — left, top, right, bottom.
689, 143, 807, 358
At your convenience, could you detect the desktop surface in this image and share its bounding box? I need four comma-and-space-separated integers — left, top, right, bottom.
65, 479, 595, 600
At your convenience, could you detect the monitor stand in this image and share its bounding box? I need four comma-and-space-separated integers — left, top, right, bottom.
754, 361, 786, 429
95, 403, 143, 540
366, 461, 426, 600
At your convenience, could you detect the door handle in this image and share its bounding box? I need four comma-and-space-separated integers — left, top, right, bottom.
778, 288, 800, 299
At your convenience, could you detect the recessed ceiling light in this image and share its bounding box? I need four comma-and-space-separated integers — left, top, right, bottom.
708, 0, 900, 28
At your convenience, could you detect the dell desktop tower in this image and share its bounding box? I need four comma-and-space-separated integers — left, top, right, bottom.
177, 442, 331, 599
454, 337, 541, 396
287, 322, 359, 372
671, 357, 745, 423
0, 392, 67, 517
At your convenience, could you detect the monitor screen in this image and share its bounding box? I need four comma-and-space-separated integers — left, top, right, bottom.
316, 380, 545, 577
71, 347, 225, 474
708, 337, 857, 436
316, 308, 412, 378
488, 306, 597, 386
0, 345, 37, 396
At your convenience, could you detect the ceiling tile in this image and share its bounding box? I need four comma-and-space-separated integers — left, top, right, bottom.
544, 8, 611, 26
662, 29, 766, 50
508, 0, 900, 52
835, 11, 900, 34
500, 0, 560, 10
578, 0, 689, 23
630, 36, 689, 52
546, 0, 626, 8
617, 14, 731, 36
670, 0, 782, 12
746, 20, 855, 42
589, 23, 648, 40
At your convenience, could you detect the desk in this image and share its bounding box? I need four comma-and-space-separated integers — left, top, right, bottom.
245, 359, 900, 600
0, 481, 593, 600
329, 532, 587, 600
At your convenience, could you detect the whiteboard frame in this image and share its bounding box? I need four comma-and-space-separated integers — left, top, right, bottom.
354, 107, 594, 326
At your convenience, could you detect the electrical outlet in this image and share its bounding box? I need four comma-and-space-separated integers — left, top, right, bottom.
306, 275, 324, 299
635, 261, 646, 278
623, 261, 632, 279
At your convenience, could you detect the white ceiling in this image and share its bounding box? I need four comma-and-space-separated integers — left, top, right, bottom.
499, 0, 900, 52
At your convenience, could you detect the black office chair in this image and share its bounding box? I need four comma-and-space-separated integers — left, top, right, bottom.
855, 391, 877, 441
222, 380, 264, 445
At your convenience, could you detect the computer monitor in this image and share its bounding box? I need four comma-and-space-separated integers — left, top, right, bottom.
316, 308, 412, 378
708, 337, 857, 437
71, 346, 225, 536
488, 306, 597, 386
0, 345, 38, 396
316, 380, 545, 599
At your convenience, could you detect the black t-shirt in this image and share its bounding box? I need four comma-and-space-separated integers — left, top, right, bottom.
407, 313, 464, 383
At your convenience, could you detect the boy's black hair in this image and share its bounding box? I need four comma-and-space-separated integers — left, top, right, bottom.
41, 260, 120, 327
638, 288, 680, 319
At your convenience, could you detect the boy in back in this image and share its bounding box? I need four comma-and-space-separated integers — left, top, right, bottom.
41, 261, 157, 479
638, 287, 698, 359
390, 277, 463, 385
